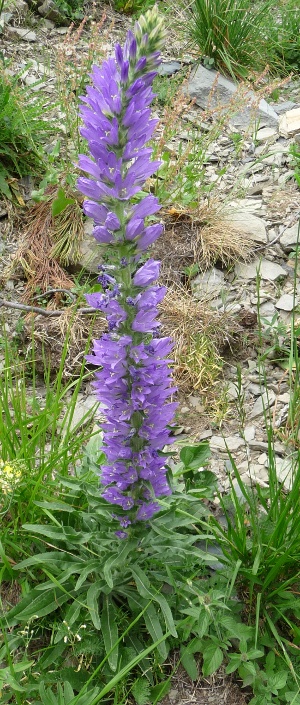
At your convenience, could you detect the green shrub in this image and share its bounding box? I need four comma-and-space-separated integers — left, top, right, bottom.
185, 0, 275, 79
0, 68, 52, 198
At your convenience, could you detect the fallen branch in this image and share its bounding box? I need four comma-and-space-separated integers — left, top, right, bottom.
0, 299, 99, 317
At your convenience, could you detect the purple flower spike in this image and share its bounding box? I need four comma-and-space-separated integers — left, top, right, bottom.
77, 7, 177, 531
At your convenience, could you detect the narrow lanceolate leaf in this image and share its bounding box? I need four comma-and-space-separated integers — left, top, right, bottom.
86, 581, 106, 630
131, 566, 177, 637
101, 595, 118, 671
180, 646, 198, 681
144, 603, 168, 660
75, 560, 101, 590
6, 587, 71, 625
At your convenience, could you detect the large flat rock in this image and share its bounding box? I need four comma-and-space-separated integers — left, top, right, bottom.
187, 65, 279, 130
280, 222, 300, 252
235, 259, 287, 281
225, 210, 267, 244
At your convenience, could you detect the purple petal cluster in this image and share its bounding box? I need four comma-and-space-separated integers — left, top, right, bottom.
77, 8, 177, 529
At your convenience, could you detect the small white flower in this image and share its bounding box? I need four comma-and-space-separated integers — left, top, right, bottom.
63, 636, 68, 643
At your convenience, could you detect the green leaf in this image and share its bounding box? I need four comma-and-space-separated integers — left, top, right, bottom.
219, 616, 254, 642
179, 442, 210, 470
268, 671, 288, 692
51, 186, 75, 217
22, 523, 91, 544
75, 560, 101, 590
197, 610, 210, 638
101, 595, 118, 671
180, 645, 198, 680
144, 603, 168, 660
6, 587, 70, 624
0, 172, 12, 199
34, 500, 76, 512
86, 581, 105, 630
37, 641, 66, 669
202, 644, 223, 676
285, 691, 300, 705
247, 649, 265, 660
150, 681, 171, 703
131, 566, 177, 637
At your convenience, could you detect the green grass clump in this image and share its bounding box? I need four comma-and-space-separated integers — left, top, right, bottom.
185, 0, 275, 78
271, 0, 300, 73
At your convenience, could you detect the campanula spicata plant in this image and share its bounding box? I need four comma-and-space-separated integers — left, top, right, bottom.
77, 6, 177, 531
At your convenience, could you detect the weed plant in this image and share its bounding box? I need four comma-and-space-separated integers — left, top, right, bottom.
113, 0, 156, 15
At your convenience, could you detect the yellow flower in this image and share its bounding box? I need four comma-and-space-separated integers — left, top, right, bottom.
0, 458, 24, 495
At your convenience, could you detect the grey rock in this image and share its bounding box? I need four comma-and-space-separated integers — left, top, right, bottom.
278, 392, 290, 403
189, 395, 205, 413
259, 301, 276, 321
276, 456, 296, 490
191, 267, 225, 298
227, 381, 239, 400
246, 466, 269, 485
225, 210, 267, 244
53, 26, 69, 33
158, 61, 181, 76
7, 25, 36, 40
187, 65, 279, 129
255, 127, 278, 142
244, 425, 256, 442
280, 222, 300, 252
12, 0, 28, 10
65, 395, 101, 433
198, 429, 213, 440
235, 258, 287, 281
271, 100, 298, 115
250, 390, 276, 419
278, 170, 294, 185
247, 382, 262, 396
38, 0, 64, 22
0, 11, 13, 27
210, 435, 244, 452
275, 293, 297, 311
249, 440, 285, 455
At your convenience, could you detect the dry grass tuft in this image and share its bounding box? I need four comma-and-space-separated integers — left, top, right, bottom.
154, 201, 254, 285
23, 308, 106, 379
160, 285, 241, 394
9, 187, 84, 302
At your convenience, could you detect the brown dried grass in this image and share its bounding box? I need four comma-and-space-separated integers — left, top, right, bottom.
154, 201, 254, 285
160, 285, 241, 393
23, 307, 106, 379
9, 187, 84, 303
